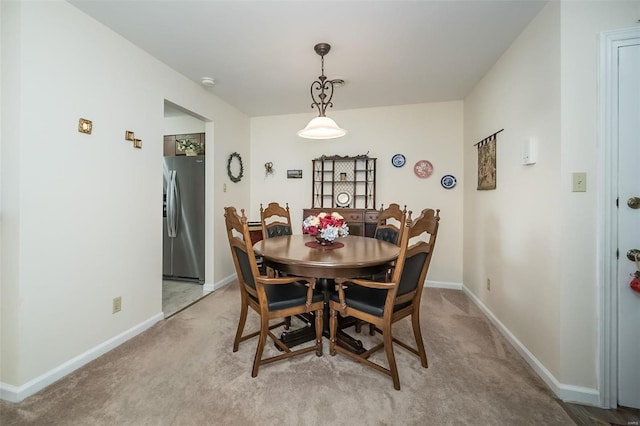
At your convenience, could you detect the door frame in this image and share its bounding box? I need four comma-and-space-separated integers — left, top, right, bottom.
598, 26, 640, 409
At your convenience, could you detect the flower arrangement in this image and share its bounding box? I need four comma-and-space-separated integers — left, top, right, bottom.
176, 139, 201, 152
302, 212, 349, 243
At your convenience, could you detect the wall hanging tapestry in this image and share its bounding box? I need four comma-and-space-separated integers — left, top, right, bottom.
474, 129, 503, 190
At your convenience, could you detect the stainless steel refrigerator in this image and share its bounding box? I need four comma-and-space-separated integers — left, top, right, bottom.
163, 155, 205, 283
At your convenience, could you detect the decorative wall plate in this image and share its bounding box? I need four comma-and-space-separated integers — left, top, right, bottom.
335, 192, 351, 207
441, 174, 457, 189
391, 154, 406, 168
413, 160, 433, 178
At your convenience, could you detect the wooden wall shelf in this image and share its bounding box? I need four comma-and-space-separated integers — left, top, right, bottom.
311, 156, 376, 209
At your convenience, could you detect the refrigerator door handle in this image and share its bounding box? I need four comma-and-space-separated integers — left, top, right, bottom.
167, 170, 178, 238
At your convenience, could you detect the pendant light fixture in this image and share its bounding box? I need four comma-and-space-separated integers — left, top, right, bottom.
297, 43, 347, 139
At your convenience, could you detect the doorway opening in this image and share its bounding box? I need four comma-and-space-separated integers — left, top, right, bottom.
162, 100, 210, 318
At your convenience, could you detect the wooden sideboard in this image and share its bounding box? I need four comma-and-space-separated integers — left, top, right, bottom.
303, 208, 379, 238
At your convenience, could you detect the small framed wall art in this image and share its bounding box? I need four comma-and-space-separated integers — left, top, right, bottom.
78, 118, 93, 134
287, 170, 303, 179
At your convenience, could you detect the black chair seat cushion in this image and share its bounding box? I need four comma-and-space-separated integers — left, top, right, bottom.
330, 284, 388, 317
330, 252, 428, 317
330, 285, 415, 317
369, 270, 388, 282
265, 282, 323, 311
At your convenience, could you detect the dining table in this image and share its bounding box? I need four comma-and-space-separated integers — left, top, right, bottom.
253, 234, 400, 353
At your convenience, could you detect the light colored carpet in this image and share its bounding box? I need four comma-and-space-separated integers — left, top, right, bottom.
0, 285, 575, 425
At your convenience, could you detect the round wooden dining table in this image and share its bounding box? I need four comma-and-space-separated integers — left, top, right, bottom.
253, 234, 400, 353
253, 234, 399, 278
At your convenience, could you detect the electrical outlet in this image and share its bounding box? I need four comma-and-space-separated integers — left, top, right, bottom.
112, 296, 122, 314
487, 278, 491, 291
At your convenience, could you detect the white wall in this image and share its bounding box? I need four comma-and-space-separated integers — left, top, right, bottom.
0, 1, 249, 399
163, 114, 206, 135
464, 1, 562, 379
558, 1, 640, 390
250, 102, 464, 285
464, 0, 640, 403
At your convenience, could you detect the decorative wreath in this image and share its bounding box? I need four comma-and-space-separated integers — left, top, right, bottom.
227, 152, 244, 183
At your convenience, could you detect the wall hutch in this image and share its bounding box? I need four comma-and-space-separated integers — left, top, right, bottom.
304, 155, 379, 237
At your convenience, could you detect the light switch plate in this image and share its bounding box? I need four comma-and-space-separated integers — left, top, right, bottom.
572, 172, 587, 192
523, 139, 537, 165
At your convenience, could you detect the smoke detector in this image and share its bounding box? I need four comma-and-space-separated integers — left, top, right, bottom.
201, 77, 215, 87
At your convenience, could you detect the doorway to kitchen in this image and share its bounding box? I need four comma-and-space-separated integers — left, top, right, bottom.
162, 100, 210, 318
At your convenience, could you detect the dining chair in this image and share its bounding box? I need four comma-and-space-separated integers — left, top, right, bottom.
259, 202, 296, 329
259, 201, 294, 280
357, 203, 408, 333
329, 208, 441, 390
260, 202, 293, 240
225, 206, 324, 377
368, 203, 407, 284
373, 203, 407, 246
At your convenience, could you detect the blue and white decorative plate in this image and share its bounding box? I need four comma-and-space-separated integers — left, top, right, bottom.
441, 175, 457, 189
391, 154, 406, 168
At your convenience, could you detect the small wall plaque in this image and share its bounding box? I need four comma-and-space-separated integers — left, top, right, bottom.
78, 118, 92, 134
287, 170, 302, 179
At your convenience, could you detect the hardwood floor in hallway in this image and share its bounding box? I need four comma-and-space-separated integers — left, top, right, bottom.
561, 402, 639, 425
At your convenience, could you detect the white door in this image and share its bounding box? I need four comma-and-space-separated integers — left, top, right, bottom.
617, 41, 640, 409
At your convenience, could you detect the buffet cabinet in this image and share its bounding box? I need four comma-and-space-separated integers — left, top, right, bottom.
302, 208, 379, 238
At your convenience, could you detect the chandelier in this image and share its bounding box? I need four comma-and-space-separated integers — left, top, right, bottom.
297, 43, 347, 139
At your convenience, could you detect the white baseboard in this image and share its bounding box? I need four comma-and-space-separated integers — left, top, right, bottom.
0, 312, 164, 403
461, 285, 601, 406
203, 273, 236, 293
425, 280, 463, 290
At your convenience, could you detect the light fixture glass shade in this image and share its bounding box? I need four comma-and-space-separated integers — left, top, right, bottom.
297, 116, 347, 139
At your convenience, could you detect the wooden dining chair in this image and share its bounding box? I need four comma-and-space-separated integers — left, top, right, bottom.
225, 206, 324, 377
329, 208, 440, 390
356, 203, 408, 334
259, 201, 294, 279
260, 202, 293, 240
368, 203, 407, 285
374, 203, 407, 246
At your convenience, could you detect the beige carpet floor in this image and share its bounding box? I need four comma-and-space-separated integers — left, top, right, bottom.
0, 285, 575, 425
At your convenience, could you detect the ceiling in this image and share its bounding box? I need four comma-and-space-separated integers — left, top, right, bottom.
70, 1, 547, 118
